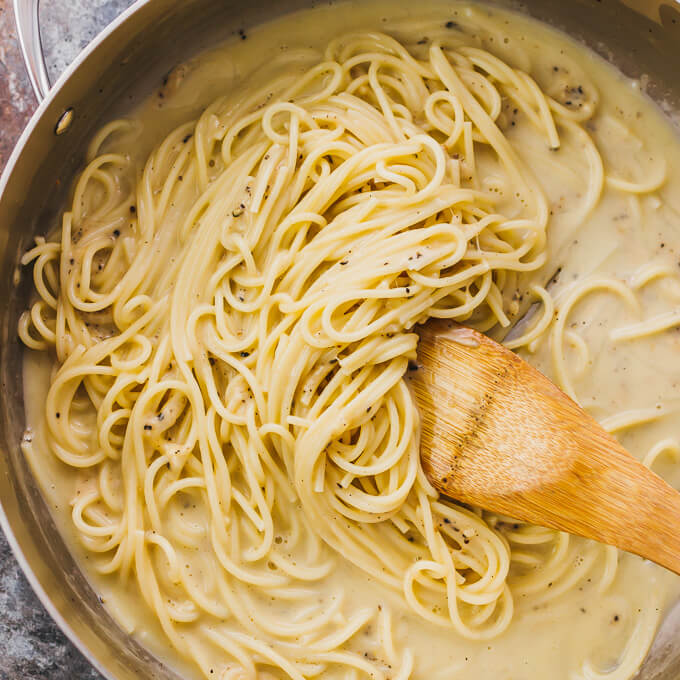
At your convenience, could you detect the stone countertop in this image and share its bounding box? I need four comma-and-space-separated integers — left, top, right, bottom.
0, 3, 132, 677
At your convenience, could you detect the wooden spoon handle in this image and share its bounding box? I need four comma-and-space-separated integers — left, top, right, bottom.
501, 433, 680, 575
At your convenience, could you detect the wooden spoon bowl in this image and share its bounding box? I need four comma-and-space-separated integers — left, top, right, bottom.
410, 321, 680, 575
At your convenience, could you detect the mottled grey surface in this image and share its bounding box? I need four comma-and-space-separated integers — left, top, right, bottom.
0, 537, 103, 680
0, 4, 133, 678
40, 0, 135, 85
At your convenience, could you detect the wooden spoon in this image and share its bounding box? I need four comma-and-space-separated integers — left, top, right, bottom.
410, 320, 680, 575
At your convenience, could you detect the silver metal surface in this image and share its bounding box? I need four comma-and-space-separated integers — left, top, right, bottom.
1, 1, 680, 678
12, 0, 50, 102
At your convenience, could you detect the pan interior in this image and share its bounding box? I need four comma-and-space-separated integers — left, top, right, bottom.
2, 1, 680, 678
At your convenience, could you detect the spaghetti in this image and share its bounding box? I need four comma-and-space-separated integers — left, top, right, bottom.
17, 14, 680, 680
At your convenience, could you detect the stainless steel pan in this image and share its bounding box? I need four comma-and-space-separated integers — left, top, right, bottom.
1, 1, 680, 678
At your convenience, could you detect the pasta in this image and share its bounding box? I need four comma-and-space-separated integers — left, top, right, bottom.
17, 5, 680, 679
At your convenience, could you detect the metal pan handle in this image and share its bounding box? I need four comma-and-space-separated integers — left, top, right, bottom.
13, 0, 50, 103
